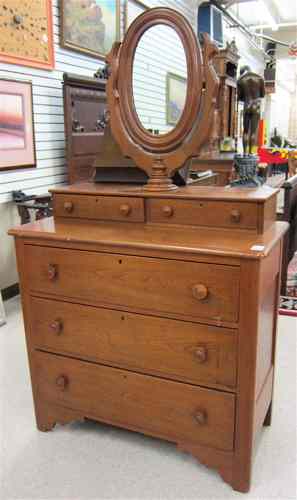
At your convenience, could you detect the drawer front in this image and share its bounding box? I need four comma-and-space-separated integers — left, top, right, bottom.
53, 194, 145, 222
25, 246, 240, 323
34, 351, 235, 451
147, 199, 258, 230
30, 297, 237, 389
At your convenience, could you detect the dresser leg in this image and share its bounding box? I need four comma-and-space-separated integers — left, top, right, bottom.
229, 461, 252, 493
178, 443, 236, 491
263, 402, 272, 427
35, 402, 84, 432
179, 443, 252, 492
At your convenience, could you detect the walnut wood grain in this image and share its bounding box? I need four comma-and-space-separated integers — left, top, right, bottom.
24, 245, 240, 324
34, 350, 236, 451
147, 198, 258, 231
50, 181, 278, 202
54, 194, 145, 223
11, 194, 287, 492
30, 296, 237, 390
8, 216, 288, 261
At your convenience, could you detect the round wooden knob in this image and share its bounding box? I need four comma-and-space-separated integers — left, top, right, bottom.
48, 264, 58, 281
230, 209, 241, 223
13, 14, 23, 24
162, 205, 174, 217
64, 201, 74, 213
50, 319, 63, 335
194, 410, 207, 425
119, 204, 131, 216
55, 375, 68, 391
194, 346, 207, 364
192, 284, 208, 301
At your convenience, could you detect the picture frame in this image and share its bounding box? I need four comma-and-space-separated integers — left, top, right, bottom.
166, 72, 187, 126
125, 0, 148, 32
0, 0, 54, 71
0, 79, 36, 171
60, 0, 121, 60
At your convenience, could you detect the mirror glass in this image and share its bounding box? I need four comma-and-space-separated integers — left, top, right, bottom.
132, 25, 188, 135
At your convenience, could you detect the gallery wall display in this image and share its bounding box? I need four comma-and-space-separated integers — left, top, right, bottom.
61, 0, 120, 59
125, 0, 148, 32
166, 72, 187, 126
0, 0, 55, 70
0, 79, 36, 171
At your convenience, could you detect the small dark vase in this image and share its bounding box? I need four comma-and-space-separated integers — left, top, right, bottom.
230, 154, 265, 187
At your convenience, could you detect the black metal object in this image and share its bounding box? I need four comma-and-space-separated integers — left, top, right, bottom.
12, 190, 52, 225
230, 154, 265, 187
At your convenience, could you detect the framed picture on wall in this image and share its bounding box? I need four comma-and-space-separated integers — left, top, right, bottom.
166, 72, 187, 126
0, 0, 54, 70
61, 0, 120, 59
0, 79, 36, 171
125, 0, 148, 32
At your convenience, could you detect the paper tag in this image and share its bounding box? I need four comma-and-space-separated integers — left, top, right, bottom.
250, 245, 265, 252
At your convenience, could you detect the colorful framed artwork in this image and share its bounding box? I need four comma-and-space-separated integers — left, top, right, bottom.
166, 72, 187, 126
0, 79, 36, 171
125, 0, 148, 32
0, 0, 54, 70
61, 0, 121, 60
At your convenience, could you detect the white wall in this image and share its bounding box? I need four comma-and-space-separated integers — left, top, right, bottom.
268, 32, 297, 142
133, 24, 187, 134
251, 27, 297, 143
270, 83, 291, 139
0, 0, 195, 290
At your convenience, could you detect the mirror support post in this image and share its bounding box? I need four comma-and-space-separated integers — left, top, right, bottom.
144, 158, 178, 192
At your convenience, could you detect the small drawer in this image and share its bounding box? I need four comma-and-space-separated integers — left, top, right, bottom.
25, 245, 240, 324
53, 194, 145, 222
147, 198, 258, 230
34, 351, 236, 451
30, 297, 238, 389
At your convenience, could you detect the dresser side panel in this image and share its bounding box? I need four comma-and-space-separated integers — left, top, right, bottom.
255, 241, 281, 398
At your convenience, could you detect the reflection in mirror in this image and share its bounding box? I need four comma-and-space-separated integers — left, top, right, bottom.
132, 25, 188, 135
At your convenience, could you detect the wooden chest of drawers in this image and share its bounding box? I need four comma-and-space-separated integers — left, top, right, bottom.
10, 182, 287, 493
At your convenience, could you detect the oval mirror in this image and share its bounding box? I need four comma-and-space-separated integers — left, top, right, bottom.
132, 25, 188, 136
106, 7, 219, 191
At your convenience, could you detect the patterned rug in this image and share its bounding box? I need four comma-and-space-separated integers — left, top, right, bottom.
279, 296, 297, 317
286, 252, 297, 298
280, 252, 297, 317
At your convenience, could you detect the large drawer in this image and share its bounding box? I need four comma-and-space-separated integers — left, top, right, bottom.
147, 198, 258, 231
25, 245, 240, 323
53, 194, 145, 223
34, 351, 236, 451
30, 297, 237, 389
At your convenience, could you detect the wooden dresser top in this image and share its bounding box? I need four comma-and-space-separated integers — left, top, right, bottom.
50, 182, 278, 203
9, 216, 288, 260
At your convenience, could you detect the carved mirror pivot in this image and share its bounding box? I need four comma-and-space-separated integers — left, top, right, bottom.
106, 7, 219, 191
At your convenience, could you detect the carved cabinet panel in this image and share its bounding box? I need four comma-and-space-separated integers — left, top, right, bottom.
63, 74, 107, 183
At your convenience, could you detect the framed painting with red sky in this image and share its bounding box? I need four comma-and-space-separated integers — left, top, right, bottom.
0, 79, 36, 171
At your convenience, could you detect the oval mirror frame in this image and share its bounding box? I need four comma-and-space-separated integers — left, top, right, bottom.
106, 7, 219, 191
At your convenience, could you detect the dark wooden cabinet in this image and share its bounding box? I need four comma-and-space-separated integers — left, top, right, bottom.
213, 42, 240, 145
192, 42, 240, 185
63, 73, 107, 183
